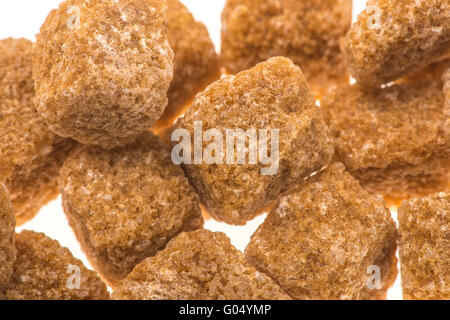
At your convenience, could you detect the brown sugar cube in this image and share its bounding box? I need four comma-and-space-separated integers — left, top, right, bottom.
174, 57, 334, 225
33, 0, 174, 149
1, 230, 109, 300
0, 184, 15, 287
152, 0, 220, 130
398, 193, 450, 300
245, 163, 398, 300
221, 0, 352, 97
112, 229, 290, 300
343, 0, 450, 87
0, 38, 74, 226
59, 132, 203, 286
321, 81, 450, 205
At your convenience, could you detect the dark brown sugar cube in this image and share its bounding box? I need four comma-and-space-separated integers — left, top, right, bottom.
321, 81, 450, 204
0, 184, 15, 287
398, 193, 450, 300
245, 163, 398, 300
343, 0, 450, 87
174, 57, 334, 225
153, 0, 220, 130
112, 229, 290, 300
59, 132, 203, 286
33, 0, 174, 149
0, 38, 74, 226
1, 230, 109, 300
221, 0, 352, 97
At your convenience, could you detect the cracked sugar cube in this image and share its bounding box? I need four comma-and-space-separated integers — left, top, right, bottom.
321, 80, 449, 206
221, 0, 352, 97
1, 230, 109, 300
245, 163, 398, 300
59, 132, 203, 286
0, 38, 74, 226
343, 0, 450, 87
33, 0, 174, 149
153, 0, 220, 130
112, 229, 290, 300
0, 184, 15, 287
398, 192, 449, 300
174, 57, 334, 225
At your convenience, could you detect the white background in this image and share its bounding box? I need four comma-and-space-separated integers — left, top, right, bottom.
0, 0, 402, 299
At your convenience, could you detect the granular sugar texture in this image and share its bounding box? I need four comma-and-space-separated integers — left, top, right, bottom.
153, 0, 220, 129
343, 0, 450, 87
221, 0, 352, 97
175, 57, 334, 225
113, 229, 291, 300
33, 0, 174, 148
245, 163, 398, 300
321, 81, 449, 205
60, 132, 203, 286
0, 184, 15, 287
398, 193, 449, 300
0, 38, 74, 225
1, 230, 109, 300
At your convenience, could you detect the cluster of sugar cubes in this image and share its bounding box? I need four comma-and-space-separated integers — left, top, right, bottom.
0, 0, 448, 300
